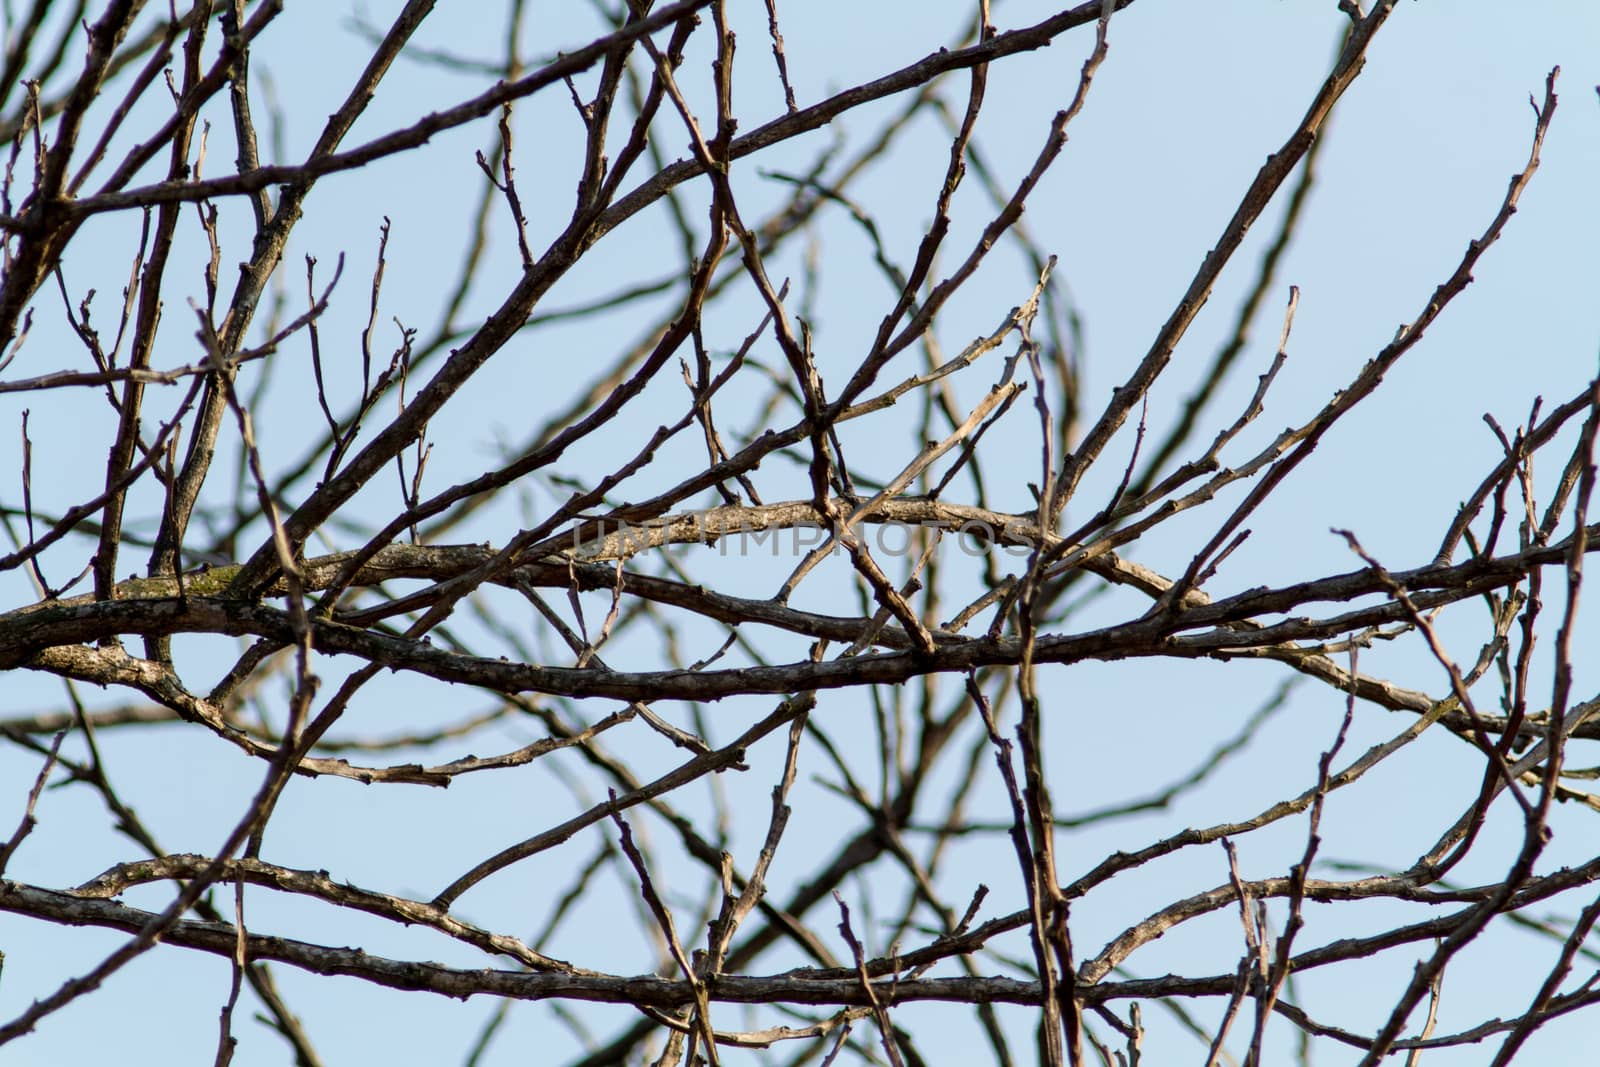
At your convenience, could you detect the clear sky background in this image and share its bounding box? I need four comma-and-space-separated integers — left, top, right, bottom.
2, 2, 1599, 1064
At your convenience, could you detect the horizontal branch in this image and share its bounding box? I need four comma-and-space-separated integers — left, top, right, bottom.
1, 876, 1039, 1008
9, 854, 1593, 1022
7, 524, 1597, 706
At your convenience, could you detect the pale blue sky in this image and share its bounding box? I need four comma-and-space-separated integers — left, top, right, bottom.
2, 3, 1599, 1064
